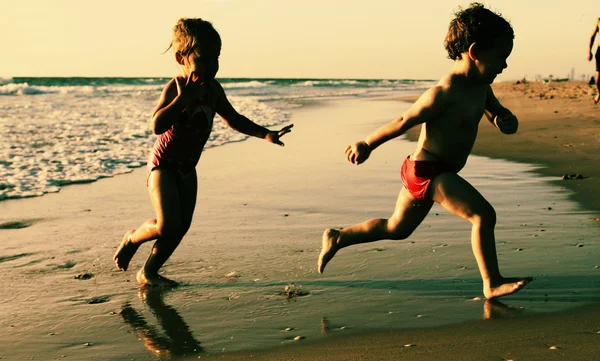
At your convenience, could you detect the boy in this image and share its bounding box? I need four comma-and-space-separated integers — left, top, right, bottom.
318, 3, 532, 299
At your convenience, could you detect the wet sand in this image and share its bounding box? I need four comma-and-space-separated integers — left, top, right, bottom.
206, 81, 600, 360
0, 82, 598, 360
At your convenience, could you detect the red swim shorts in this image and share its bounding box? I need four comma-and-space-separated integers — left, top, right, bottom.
400, 156, 452, 199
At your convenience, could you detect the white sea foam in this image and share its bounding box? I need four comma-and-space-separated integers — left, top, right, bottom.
0, 78, 433, 201
0, 88, 287, 201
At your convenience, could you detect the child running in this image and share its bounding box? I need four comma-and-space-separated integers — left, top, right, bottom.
114, 18, 293, 287
318, 3, 532, 299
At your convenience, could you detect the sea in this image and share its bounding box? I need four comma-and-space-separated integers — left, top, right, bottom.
0, 77, 434, 201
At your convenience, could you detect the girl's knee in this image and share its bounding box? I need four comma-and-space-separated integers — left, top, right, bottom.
155, 221, 182, 239
470, 205, 496, 227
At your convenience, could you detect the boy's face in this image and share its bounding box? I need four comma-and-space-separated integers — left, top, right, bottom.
473, 37, 513, 84
185, 44, 221, 83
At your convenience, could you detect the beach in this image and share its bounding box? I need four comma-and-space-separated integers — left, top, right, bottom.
0, 80, 599, 360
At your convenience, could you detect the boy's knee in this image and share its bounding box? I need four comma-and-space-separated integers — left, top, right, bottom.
388, 222, 416, 240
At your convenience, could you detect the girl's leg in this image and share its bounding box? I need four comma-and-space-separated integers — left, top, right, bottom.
428, 172, 532, 299
137, 171, 198, 287
114, 169, 182, 272
318, 187, 434, 273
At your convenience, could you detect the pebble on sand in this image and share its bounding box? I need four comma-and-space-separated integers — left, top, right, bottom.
549, 345, 559, 350
284, 327, 293, 331
404, 344, 415, 347
293, 336, 304, 341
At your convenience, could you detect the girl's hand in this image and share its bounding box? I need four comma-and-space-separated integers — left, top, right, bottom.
265, 124, 294, 146
345, 141, 372, 165
494, 112, 518, 134
174, 73, 208, 102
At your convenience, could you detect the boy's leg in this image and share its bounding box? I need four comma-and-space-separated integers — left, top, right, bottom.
428, 172, 532, 299
114, 169, 182, 272
318, 187, 434, 273
137, 171, 198, 287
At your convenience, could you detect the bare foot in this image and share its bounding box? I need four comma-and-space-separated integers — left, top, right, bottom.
114, 230, 140, 271
137, 269, 179, 288
483, 277, 533, 299
594, 94, 600, 104
318, 228, 340, 274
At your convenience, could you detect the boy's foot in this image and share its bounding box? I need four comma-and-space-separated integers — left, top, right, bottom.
594, 94, 600, 104
483, 277, 533, 299
318, 228, 340, 274
114, 230, 140, 271
137, 269, 179, 288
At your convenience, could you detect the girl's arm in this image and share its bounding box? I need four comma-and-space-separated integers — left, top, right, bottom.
151, 78, 185, 134
151, 75, 205, 134
213, 81, 292, 145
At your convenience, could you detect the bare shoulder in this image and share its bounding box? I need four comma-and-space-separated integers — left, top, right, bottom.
208, 79, 226, 99
162, 78, 178, 96
157, 78, 179, 103
416, 83, 450, 107
209, 79, 225, 93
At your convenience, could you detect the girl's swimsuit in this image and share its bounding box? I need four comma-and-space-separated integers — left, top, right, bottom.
146, 99, 215, 184
596, 47, 600, 71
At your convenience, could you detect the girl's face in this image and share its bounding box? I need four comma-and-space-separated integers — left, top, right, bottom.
182, 44, 221, 83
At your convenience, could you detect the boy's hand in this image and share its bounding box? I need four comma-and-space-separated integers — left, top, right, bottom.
494, 112, 518, 134
345, 141, 372, 165
265, 124, 294, 146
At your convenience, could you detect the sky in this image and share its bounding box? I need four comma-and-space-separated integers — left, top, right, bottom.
2, 0, 598, 81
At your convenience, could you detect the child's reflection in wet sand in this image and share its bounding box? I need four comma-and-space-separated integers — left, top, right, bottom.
120, 287, 203, 358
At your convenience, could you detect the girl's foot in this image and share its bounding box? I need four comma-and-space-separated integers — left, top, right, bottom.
483, 277, 533, 299
114, 230, 140, 271
137, 269, 179, 288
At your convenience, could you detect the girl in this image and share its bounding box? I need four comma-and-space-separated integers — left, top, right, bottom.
114, 18, 293, 287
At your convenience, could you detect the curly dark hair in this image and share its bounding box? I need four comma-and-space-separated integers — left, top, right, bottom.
444, 2, 513, 60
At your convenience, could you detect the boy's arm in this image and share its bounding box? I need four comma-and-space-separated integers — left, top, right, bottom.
588, 18, 599, 61
214, 81, 293, 146
151, 78, 187, 134
366, 86, 448, 149
484, 85, 518, 134
346, 86, 448, 165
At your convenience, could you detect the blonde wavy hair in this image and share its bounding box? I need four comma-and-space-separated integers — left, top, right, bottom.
167, 18, 221, 57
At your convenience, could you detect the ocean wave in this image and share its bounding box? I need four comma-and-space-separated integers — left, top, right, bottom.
221, 80, 271, 89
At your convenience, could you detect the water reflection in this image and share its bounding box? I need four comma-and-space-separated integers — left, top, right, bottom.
120, 287, 203, 358
483, 299, 524, 320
